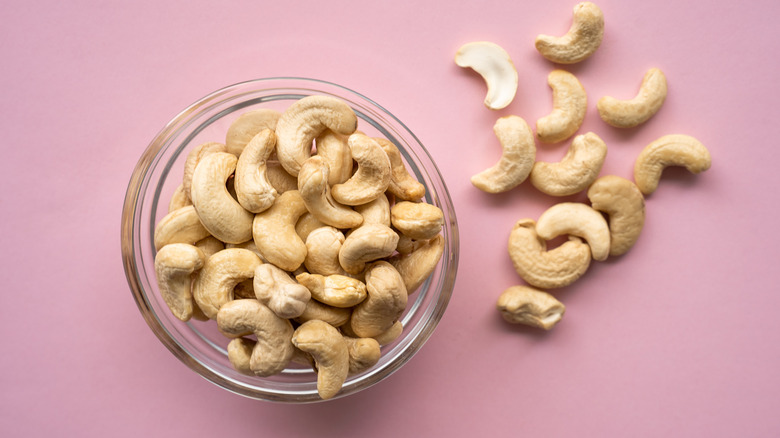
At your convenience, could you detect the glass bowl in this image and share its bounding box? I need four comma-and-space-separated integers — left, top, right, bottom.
121, 77, 459, 403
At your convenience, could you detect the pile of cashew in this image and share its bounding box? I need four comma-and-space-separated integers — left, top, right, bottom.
454, 2, 712, 331
153, 96, 445, 399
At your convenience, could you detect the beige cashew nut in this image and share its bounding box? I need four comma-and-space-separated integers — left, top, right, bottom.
535, 2, 605, 64
225, 108, 280, 156
350, 261, 408, 338
331, 133, 392, 206
454, 41, 519, 110
168, 184, 192, 212
587, 175, 646, 256
296, 272, 367, 308
275, 95, 358, 176
374, 137, 426, 201
182, 142, 228, 201
154, 243, 206, 321
339, 223, 399, 275
536, 70, 588, 144
530, 132, 607, 196
292, 320, 350, 400
192, 248, 262, 319
153, 205, 211, 251
471, 115, 536, 193
344, 336, 381, 375
190, 152, 254, 244
226, 337, 256, 375
298, 156, 363, 229
252, 190, 309, 271
304, 226, 349, 276
354, 193, 391, 229
217, 299, 295, 377
234, 128, 278, 213
597, 68, 668, 128
389, 234, 445, 294
294, 299, 352, 327
253, 264, 311, 319
315, 130, 353, 186
535, 202, 611, 261
265, 159, 300, 194
496, 285, 565, 330
633, 134, 712, 195
390, 201, 444, 241
508, 219, 591, 289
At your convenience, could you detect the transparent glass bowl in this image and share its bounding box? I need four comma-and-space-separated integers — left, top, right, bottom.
121, 77, 459, 403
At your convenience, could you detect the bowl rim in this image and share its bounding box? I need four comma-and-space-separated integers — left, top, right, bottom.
121, 76, 459, 403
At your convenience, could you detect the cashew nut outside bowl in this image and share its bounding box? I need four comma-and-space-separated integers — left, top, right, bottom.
535, 202, 611, 261
587, 175, 645, 256
633, 134, 711, 195
535, 2, 605, 64
598, 68, 667, 128
454, 41, 519, 110
530, 132, 607, 196
471, 115, 536, 193
497, 285, 565, 330
536, 70, 588, 144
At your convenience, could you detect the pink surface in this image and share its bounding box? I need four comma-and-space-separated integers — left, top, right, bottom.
2, 0, 779, 436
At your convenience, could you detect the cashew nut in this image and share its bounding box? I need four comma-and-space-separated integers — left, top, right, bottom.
154, 243, 206, 321
291, 320, 350, 400
192, 248, 262, 319
339, 223, 399, 275
389, 234, 445, 294
354, 193, 391, 228
373, 321, 403, 346
294, 298, 352, 327
331, 133, 392, 206
633, 134, 712, 195
507, 219, 591, 289
372, 138, 426, 201
182, 142, 228, 201
535, 202, 611, 261
454, 41, 518, 110
153, 205, 211, 251
194, 236, 225, 259
534, 2, 604, 64
315, 130, 353, 186
298, 156, 363, 229
217, 299, 294, 377
275, 96, 358, 176
190, 152, 254, 244
303, 226, 347, 276
253, 264, 311, 319
252, 190, 308, 271
225, 108, 280, 156
597, 68, 667, 128
265, 159, 300, 194
587, 175, 645, 256
529, 132, 607, 196
496, 285, 565, 330
536, 70, 587, 144
344, 336, 381, 375
295, 212, 326, 243
234, 128, 278, 213
296, 272, 367, 308
168, 184, 192, 212
390, 201, 444, 241
471, 115, 536, 193
226, 337, 256, 375
350, 261, 408, 338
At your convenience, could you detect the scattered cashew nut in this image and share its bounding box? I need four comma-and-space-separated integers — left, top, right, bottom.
536, 70, 588, 144
471, 115, 536, 193
597, 68, 668, 128
633, 134, 711, 195
154, 243, 206, 321
535, 2, 605, 64
535, 202, 611, 261
496, 285, 565, 330
291, 320, 350, 400
454, 41, 519, 110
530, 132, 607, 196
587, 175, 645, 256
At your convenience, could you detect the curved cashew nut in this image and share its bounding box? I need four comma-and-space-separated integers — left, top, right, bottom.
331, 133, 392, 206
294, 298, 352, 327
350, 261, 408, 338
354, 193, 391, 229
390, 201, 444, 241
536, 70, 587, 144
496, 285, 565, 330
153, 205, 211, 251
253, 264, 311, 319
339, 223, 399, 275
507, 219, 591, 289
587, 175, 645, 256
633, 134, 712, 195
252, 190, 309, 271
535, 202, 611, 261
292, 320, 350, 400
389, 234, 445, 294
265, 160, 300, 194
298, 156, 363, 229
304, 226, 348, 276
598, 68, 667, 128
454, 41, 518, 110
295, 212, 326, 243
154, 243, 206, 321
225, 108, 280, 156
530, 132, 607, 196
168, 184, 192, 212
471, 115, 536, 193
344, 336, 381, 375
374, 138, 426, 201
296, 273, 367, 308
535, 2, 604, 64
194, 236, 225, 259
315, 130, 353, 186
190, 152, 254, 244
192, 248, 262, 319
217, 299, 294, 377
275, 96, 358, 176
226, 337, 256, 375
234, 128, 278, 213
182, 142, 228, 201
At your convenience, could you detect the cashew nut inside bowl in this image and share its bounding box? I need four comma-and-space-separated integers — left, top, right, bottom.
154, 243, 206, 322
535, 2, 605, 64
292, 320, 350, 400
234, 128, 278, 214
331, 133, 392, 206
597, 68, 668, 128
225, 108, 280, 156
454, 41, 519, 110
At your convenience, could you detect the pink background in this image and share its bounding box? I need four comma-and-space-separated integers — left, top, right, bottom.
2, 0, 779, 436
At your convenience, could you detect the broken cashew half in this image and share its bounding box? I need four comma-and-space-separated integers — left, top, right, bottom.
633, 134, 712, 195
292, 320, 350, 400
471, 115, 536, 193
535, 202, 611, 261
508, 219, 591, 289
535, 2, 605, 64
154, 243, 206, 321
530, 132, 607, 196
597, 68, 668, 128
536, 70, 587, 144
454, 41, 519, 110
497, 285, 565, 330
587, 175, 645, 256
